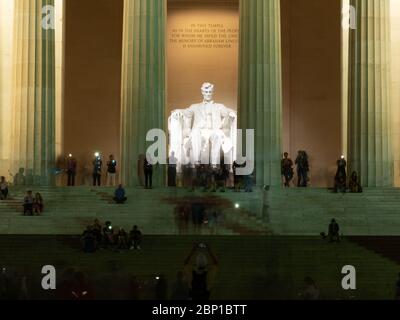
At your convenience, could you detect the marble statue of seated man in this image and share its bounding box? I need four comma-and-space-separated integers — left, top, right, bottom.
169, 82, 237, 170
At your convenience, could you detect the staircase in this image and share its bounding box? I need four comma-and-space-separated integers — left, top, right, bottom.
0, 186, 270, 235
268, 187, 400, 235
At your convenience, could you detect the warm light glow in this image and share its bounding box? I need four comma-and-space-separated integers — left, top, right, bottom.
0, 0, 14, 174
235, 203, 240, 209
391, 0, 400, 186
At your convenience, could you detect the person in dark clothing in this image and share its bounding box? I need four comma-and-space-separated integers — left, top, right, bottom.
116, 228, 129, 250
129, 225, 142, 250
81, 226, 97, 253
168, 152, 178, 187
106, 155, 117, 186
0, 176, 9, 200
92, 219, 103, 244
295, 151, 310, 187
144, 155, 153, 189
281, 152, 294, 187
184, 243, 218, 301
328, 219, 340, 243
92, 154, 103, 186
23, 191, 34, 216
66, 155, 77, 186
102, 221, 114, 248
155, 274, 168, 300
334, 156, 347, 193
349, 171, 363, 193
113, 184, 127, 204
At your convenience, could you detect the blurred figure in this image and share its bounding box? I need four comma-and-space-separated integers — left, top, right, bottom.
144, 154, 153, 189
349, 171, 363, 193
170, 271, 189, 300
184, 243, 218, 301
102, 221, 114, 248
129, 225, 142, 250
295, 151, 309, 187
81, 226, 97, 253
23, 191, 34, 216
281, 152, 294, 188
168, 152, 178, 187
33, 193, 44, 215
299, 277, 320, 300
328, 219, 340, 243
155, 274, 168, 300
116, 228, 129, 250
113, 184, 127, 204
92, 154, 103, 187
106, 155, 117, 186
334, 156, 347, 193
0, 176, 9, 200
70, 272, 95, 300
66, 155, 77, 186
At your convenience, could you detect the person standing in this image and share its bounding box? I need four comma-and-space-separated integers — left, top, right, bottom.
129, 225, 142, 250
143, 154, 153, 189
184, 243, 218, 301
281, 152, 294, 188
295, 151, 309, 187
92, 154, 103, 187
168, 152, 178, 187
0, 176, 9, 200
66, 155, 77, 186
106, 155, 117, 186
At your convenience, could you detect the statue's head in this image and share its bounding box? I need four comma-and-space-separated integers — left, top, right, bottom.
201, 82, 214, 102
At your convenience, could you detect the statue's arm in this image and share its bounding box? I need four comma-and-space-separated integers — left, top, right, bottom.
172, 106, 194, 119
220, 104, 237, 119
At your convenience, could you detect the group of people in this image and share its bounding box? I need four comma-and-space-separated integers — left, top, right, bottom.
81, 219, 142, 253
281, 151, 310, 187
281, 152, 363, 193
175, 202, 224, 234
66, 154, 118, 187
22, 191, 44, 216
333, 157, 362, 193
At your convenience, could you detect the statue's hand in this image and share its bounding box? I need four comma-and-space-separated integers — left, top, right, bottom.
172, 110, 184, 119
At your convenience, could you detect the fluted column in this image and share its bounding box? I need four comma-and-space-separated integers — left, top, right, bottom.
348, 0, 393, 186
11, 0, 56, 185
238, 0, 283, 187
120, 0, 166, 187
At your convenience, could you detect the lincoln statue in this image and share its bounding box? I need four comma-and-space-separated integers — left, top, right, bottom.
168, 83, 237, 171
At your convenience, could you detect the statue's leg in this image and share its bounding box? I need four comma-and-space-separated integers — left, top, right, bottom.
190, 129, 201, 165
210, 130, 224, 166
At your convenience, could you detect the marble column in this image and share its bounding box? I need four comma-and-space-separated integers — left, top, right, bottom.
11, 0, 56, 186
120, 0, 166, 187
238, 0, 283, 187
348, 0, 393, 186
